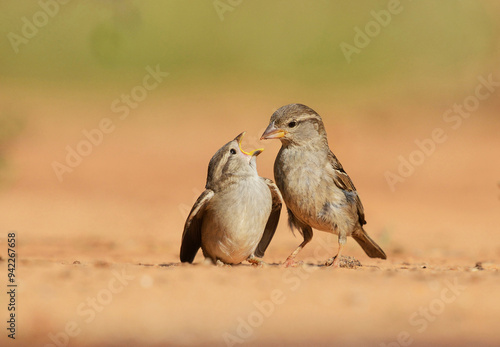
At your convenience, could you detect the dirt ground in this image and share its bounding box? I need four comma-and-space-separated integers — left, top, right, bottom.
1, 89, 499, 347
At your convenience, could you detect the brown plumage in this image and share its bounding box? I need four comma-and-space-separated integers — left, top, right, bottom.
261, 104, 386, 267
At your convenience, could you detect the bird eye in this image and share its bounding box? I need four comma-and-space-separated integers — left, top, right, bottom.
288, 121, 296, 128
230, 149, 236, 155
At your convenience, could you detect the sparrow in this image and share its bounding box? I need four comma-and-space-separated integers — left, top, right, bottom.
180, 132, 282, 265
260, 104, 386, 267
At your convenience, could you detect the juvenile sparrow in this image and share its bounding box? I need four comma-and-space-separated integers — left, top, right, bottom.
261, 104, 386, 267
180, 132, 282, 265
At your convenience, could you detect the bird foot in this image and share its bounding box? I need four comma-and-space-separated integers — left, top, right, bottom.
325, 257, 340, 268
325, 256, 361, 269
247, 257, 267, 267
215, 259, 232, 267
282, 257, 303, 268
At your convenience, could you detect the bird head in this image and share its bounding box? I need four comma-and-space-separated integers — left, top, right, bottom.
260, 103, 327, 146
206, 132, 264, 190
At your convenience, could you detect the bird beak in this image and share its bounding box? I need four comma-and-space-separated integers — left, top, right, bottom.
251, 148, 264, 156
235, 132, 264, 157
260, 122, 286, 140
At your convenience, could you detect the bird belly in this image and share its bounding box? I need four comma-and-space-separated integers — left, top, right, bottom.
201, 178, 272, 264
276, 149, 355, 235
289, 196, 339, 233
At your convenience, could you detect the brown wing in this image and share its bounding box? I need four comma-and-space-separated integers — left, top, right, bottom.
327, 151, 366, 225
180, 189, 214, 263
254, 178, 282, 258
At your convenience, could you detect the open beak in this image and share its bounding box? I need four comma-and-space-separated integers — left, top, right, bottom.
235, 132, 264, 157
260, 122, 286, 140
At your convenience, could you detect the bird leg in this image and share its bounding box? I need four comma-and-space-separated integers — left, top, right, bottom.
325, 232, 347, 267
283, 239, 310, 267
325, 244, 344, 267
282, 224, 313, 267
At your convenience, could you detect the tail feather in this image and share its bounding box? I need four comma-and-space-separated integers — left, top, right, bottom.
352, 228, 386, 259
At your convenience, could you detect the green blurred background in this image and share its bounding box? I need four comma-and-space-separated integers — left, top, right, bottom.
1, 0, 499, 95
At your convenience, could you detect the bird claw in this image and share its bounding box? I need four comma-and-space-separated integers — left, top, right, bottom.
325, 255, 361, 268
282, 257, 303, 268
215, 259, 232, 267
325, 257, 339, 268
247, 257, 267, 267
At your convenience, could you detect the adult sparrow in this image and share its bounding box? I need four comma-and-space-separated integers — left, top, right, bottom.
261, 104, 386, 267
180, 132, 282, 265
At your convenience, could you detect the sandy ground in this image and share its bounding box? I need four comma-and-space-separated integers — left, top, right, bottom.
0, 89, 500, 346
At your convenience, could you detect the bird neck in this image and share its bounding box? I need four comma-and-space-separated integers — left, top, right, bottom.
280, 134, 329, 149
206, 171, 257, 192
